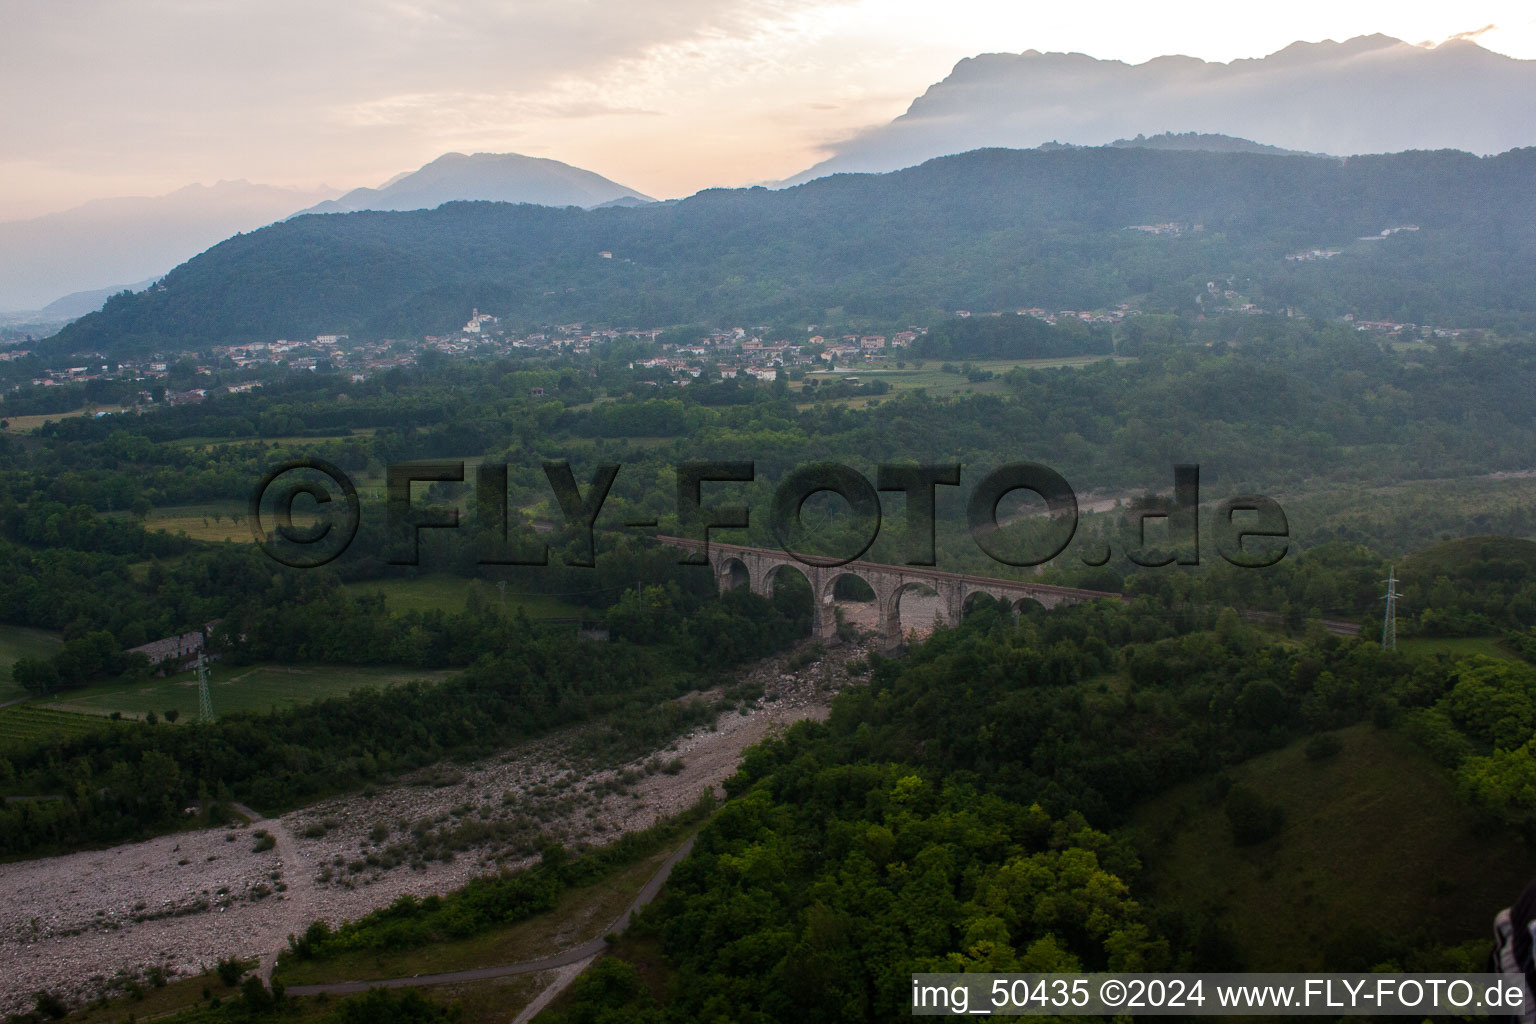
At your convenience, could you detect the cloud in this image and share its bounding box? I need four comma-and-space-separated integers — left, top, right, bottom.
331, 91, 661, 132
8, 0, 1536, 212
0, 0, 841, 202
1447, 24, 1499, 41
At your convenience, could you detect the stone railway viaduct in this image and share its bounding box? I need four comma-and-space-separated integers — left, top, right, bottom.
659, 537, 1122, 651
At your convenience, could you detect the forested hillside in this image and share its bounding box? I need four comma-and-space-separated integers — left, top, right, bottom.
539, 599, 1534, 1022
45, 146, 1536, 358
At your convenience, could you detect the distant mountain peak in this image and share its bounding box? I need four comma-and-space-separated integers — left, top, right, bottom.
780, 35, 1536, 185
295, 152, 653, 216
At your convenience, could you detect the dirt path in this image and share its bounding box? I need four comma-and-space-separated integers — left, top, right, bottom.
284, 836, 697, 997
229, 803, 314, 983
511, 957, 596, 1024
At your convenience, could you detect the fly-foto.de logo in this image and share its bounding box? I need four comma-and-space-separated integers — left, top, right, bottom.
249, 459, 1288, 571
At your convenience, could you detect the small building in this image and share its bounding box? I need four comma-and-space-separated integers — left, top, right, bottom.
127, 631, 206, 675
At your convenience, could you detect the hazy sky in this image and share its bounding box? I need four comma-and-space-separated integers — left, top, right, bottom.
2, 0, 1534, 220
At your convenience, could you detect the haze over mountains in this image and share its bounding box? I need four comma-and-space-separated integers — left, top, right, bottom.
293, 152, 653, 217
0, 181, 340, 314
782, 35, 1536, 183
0, 153, 653, 316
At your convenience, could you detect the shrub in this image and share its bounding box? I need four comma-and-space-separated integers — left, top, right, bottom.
240, 976, 275, 1012
1305, 733, 1343, 761
1225, 785, 1285, 846
33, 991, 68, 1020
215, 957, 245, 987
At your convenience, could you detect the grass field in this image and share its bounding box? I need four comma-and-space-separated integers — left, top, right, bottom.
44, 662, 456, 721
60, 963, 350, 1024
0, 405, 128, 433
275, 839, 687, 986
343, 575, 583, 619
0, 624, 62, 702
1397, 635, 1520, 662
0, 704, 110, 749
1133, 723, 1534, 970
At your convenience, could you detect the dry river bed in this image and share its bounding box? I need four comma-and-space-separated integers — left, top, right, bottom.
0, 633, 876, 1015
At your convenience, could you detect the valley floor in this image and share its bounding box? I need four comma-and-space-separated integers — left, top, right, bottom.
0, 633, 873, 1016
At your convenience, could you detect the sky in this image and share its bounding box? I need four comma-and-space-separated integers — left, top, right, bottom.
1, 0, 1534, 221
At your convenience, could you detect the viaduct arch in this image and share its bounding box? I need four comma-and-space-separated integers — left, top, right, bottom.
666, 537, 1121, 652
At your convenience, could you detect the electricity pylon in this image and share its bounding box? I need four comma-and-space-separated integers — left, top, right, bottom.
1381, 567, 1401, 652
197, 648, 214, 723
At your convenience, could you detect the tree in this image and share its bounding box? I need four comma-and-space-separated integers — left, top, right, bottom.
12, 658, 58, 695
137, 749, 181, 805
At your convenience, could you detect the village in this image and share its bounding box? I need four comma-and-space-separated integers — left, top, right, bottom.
3, 303, 1138, 403
3, 288, 1475, 411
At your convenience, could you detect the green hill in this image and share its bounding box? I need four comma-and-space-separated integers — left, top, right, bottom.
45, 146, 1536, 358
1133, 724, 1533, 970
1401, 535, 1536, 580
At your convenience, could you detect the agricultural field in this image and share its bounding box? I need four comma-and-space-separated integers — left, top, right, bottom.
43, 662, 457, 722
0, 704, 109, 750
142, 501, 251, 543
342, 575, 583, 619
1133, 723, 1533, 970
0, 405, 129, 433
795, 355, 1133, 406
0, 625, 62, 702
165, 429, 376, 450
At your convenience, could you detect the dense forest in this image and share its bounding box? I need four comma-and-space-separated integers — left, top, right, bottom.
0, 284, 1532, 1023
43, 146, 1536, 358
538, 598, 1534, 1022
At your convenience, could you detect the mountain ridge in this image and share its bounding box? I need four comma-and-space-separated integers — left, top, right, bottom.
781, 35, 1536, 184
43, 145, 1536, 359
